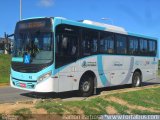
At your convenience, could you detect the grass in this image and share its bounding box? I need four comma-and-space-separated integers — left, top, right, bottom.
36, 86, 160, 115
0, 114, 2, 120
113, 87, 160, 110
13, 108, 32, 120
36, 97, 109, 115
0, 54, 11, 84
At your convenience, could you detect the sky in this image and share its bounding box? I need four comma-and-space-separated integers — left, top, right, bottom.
0, 0, 160, 53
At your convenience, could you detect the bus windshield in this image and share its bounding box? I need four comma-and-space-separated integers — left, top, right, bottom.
13, 32, 53, 64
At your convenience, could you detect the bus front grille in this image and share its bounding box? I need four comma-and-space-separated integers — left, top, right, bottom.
11, 62, 51, 73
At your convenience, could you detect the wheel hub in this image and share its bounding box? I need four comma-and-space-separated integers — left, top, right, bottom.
82, 81, 90, 92
135, 76, 140, 87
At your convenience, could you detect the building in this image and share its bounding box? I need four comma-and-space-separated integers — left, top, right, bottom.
0, 37, 12, 54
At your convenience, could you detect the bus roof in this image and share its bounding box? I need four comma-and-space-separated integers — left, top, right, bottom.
80, 20, 128, 34
55, 17, 158, 40
21, 17, 158, 40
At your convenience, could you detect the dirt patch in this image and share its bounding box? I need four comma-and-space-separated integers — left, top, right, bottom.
0, 85, 160, 115
106, 106, 118, 114
0, 103, 34, 114
106, 96, 160, 113
0, 83, 9, 87
0, 100, 47, 114
31, 108, 47, 114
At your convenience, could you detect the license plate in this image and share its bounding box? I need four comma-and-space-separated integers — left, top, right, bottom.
20, 83, 26, 88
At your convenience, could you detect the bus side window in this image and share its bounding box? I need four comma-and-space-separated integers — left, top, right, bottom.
55, 34, 78, 68
129, 37, 139, 55
56, 35, 77, 56
61, 36, 69, 55
115, 35, 127, 54
100, 32, 114, 54
149, 40, 156, 56
140, 39, 148, 55
81, 29, 98, 56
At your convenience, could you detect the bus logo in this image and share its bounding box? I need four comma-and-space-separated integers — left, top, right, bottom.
82, 61, 87, 68
82, 61, 96, 68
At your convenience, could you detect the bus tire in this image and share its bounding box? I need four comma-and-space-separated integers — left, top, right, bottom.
79, 75, 94, 97
132, 71, 142, 87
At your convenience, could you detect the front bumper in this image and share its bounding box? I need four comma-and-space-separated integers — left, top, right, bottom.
10, 76, 59, 92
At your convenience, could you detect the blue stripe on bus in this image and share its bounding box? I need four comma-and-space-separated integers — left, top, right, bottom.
53, 55, 108, 86
128, 32, 158, 40
53, 17, 62, 30
22, 17, 47, 21
21, 17, 158, 41
55, 18, 106, 31
12, 57, 23, 62
97, 55, 107, 86
53, 64, 69, 75
12, 54, 158, 64
11, 54, 158, 88
54, 17, 158, 40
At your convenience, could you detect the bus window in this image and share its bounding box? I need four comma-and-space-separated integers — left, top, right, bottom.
100, 32, 114, 54
115, 35, 127, 54
149, 40, 156, 56
81, 29, 98, 56
129, 37, 139, 55
140, 39, 148, 55
55, 25, 79, 68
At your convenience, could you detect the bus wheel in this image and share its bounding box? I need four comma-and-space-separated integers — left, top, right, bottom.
79, 75, 94, 97
132, 71, 142, 87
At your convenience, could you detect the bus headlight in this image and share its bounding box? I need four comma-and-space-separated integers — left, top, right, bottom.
38, 71, 52, 83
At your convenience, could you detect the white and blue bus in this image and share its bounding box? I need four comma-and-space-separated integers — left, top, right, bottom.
10, 17, 158, 97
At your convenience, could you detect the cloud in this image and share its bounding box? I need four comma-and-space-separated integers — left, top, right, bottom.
37, 0, 54, 7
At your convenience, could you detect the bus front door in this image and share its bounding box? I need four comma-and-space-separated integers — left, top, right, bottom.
55, 33, 78, 92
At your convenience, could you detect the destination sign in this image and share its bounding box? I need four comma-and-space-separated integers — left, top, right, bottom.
18, 21, 46, 29
15, 18, 52, 32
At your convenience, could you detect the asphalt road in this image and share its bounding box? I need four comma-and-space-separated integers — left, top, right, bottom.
0, 78, 160, 104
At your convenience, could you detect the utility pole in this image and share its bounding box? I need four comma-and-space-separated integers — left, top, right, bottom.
4, 32, 8, 54
20, 0, 22, 20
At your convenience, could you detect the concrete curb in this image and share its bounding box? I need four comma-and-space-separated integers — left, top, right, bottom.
101, 84, 160, 96
87, 84, 160, 100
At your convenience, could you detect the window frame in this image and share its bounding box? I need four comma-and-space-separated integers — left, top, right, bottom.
115, 33, 128, 55
99, 31, 115, 54
80, 28, 99, 57
128, 36, 139, 55
139, 38, 149, 56
55, 24, 158, 60
55, 24, 80, 68
148, 39, 157, 56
